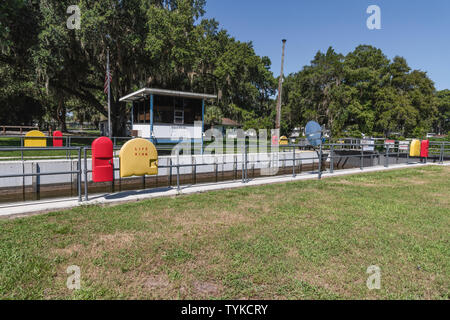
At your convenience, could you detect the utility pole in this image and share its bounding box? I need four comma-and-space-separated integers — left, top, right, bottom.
275, 39, 286, 130
107, 47, 112, 138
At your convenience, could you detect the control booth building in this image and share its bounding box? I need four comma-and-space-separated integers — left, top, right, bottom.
119, 88, 217, 145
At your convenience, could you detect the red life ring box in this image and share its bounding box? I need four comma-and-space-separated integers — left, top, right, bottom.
53, 131, 63, 147
92, 137, 114, 182
420, 140, 429, 158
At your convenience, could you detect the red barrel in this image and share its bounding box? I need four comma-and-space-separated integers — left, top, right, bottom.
271, 135, 279, 146
53, 131, 63, 147
92, 137, 114, 183
420, 140, 429, 158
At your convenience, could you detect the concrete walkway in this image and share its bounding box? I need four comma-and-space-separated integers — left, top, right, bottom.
1, 161, 448, 219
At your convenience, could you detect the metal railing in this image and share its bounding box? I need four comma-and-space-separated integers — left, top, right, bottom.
0, 147, 83, 202
0, 140, 448, 204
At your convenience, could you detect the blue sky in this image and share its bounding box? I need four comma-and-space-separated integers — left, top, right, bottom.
204, 0, 450, 90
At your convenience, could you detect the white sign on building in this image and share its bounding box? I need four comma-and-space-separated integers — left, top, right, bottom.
399, 141, 410, 152
361, 139, 375, 151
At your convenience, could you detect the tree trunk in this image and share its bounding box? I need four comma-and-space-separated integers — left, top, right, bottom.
56, 99, 68, 132
111, 101, 128, 136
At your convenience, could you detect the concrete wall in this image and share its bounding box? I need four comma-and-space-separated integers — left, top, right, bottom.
0, 151, 324, 189
331, 151, 412, 169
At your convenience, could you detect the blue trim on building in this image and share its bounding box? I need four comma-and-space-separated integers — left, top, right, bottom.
131, 94, 206, 149
131, 102, 134, 125
201, 98, 205, 155
150, 94, 154, 143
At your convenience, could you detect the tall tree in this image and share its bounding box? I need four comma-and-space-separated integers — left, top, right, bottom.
436, 90, 450, 135
1, 0, 275, 135
283, 45, 439, 138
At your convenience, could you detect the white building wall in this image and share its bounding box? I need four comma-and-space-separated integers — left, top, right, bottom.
133, 124, 202, 140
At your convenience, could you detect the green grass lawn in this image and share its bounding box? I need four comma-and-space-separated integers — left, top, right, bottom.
0, 166, 448, 300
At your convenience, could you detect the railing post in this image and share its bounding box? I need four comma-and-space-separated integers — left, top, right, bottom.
118, 148, 122, 191
68, 136, 72, 160
192, 156, 196, 185
84, 148, 88, 201
32, 162, 40, 200
385, 145, 389, 168
111, 154, 115, 193
292, 145, 296, 178
215, 158, 218, 182
252, 162, 255, 179
176, 153, 180, 191
330, 144, 334, 174
407, 143, 410, 164
241, 143, 245, 184
299, 153, 302, 173
360, 142, 364, 170
440, 143, 444, 164
20, 136, 24, 161
318, 144, 323, 180
169, 158, 173, 186
66, 137, 69, 159
77, 148, 82, 202
21, 160, 25, 201
234, 155, 237, 180
245, 143, 248, 183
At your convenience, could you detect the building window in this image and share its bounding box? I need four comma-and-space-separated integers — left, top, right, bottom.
133, 99, 149, 124
154, 95, 174, 124
133, 96, 203, 125
183, 98, 202, 124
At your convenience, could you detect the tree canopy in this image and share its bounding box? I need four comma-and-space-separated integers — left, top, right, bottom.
1, 0, 275, 135
282, 45, 443, 138
0, 1, 447, 138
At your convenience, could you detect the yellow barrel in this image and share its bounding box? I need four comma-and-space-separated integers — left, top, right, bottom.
409, 139, 421, 157
279, 136, 289, 145
119, 138, 158, 178
24, 130, 47, 147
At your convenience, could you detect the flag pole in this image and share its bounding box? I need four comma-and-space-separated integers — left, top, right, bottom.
275, 39, 286, 130
107, 47, 111, 138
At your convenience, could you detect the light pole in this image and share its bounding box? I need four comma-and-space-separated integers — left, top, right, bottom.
275, 39, 287, 130
106, 47, 111, 138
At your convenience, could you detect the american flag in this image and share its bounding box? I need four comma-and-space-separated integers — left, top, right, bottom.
104, 71, 112, 94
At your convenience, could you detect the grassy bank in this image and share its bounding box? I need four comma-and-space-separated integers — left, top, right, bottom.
0, 166, 448, 300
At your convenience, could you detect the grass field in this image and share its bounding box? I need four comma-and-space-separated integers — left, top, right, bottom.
0, 166, 449, 300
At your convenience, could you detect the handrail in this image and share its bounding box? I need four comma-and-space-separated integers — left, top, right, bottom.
0, 140, 448, 205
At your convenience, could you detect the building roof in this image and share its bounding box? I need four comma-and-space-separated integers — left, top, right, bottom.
119, 88, 217, 103
221, 118, 241, 127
